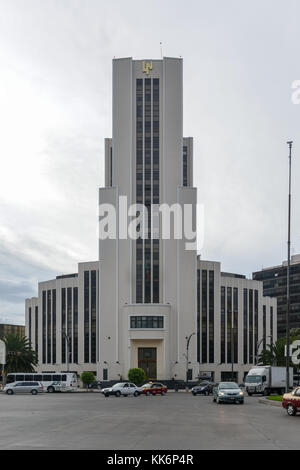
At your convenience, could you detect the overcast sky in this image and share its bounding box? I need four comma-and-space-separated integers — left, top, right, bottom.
1, 0, 300, 324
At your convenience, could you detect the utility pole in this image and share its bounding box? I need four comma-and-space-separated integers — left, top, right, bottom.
231, 312, 234, 381
286, 141, 293, 393
185, 333, 195, 390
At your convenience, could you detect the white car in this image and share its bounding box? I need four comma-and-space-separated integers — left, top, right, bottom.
101, 382, 141, 397
4, 381, 44, 395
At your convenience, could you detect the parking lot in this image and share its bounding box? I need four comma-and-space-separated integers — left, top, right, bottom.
0, 391, 299, 450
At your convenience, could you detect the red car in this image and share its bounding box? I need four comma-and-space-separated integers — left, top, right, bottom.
141, 382, 168, 396
282, 387, 300, 416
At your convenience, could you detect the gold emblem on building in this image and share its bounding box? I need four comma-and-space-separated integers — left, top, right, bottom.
142, 61, 153, 75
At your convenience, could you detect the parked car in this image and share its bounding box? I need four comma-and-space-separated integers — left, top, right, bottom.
141, 382, 168, 396
3, 381, 44, 395
191, 382, 215, 396
88, 381, 102, 390
213, 382, 244, 404
101, 382, 141, 397
282, 387, 300, 416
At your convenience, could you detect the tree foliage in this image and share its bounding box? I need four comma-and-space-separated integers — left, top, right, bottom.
81, 371, 95, 389
3, 334, 38, 374
128, 368, 146, 385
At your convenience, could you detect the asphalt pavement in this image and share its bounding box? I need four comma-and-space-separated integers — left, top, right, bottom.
0, 391, 298, 450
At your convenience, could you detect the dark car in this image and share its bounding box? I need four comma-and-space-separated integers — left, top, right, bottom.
191, 382, 215, 396
88, 381, 102, 390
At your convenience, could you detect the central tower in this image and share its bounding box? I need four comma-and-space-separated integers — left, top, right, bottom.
98, 57, 197, 381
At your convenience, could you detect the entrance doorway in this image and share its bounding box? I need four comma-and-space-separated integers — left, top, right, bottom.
138, 348, 157, 379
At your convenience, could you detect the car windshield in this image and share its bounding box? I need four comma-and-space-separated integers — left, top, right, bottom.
112, 383, 123, 389
141, 383, 152, 388
219, 382, 239, 389
245, 376, 262, 384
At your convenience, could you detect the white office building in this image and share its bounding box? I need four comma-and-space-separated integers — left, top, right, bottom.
197, 260, 277, 383
25, 57, 276, 384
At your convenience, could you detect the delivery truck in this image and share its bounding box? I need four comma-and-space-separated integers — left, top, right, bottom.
245, 366, 293, 396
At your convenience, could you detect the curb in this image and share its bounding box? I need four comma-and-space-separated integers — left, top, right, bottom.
259, 398, 282, 407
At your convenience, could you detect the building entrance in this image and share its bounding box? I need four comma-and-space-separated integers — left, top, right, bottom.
138, 347, 157, 379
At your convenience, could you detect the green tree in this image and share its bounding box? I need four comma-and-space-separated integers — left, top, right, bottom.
4, 334, 37, 376
81, 371, 95, 390
128, 368, 146, 385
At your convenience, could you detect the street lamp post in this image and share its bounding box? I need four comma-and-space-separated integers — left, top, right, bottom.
185, 333, 195, 390
286, 141, 293, 393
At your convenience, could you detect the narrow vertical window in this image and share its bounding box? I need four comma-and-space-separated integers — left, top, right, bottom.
28, 307, 32, 344
233, 287, 238, 364
47, 290, 51, 364
35, 306, 38, 357
73, 287, 78, 364
42, 291, 46, 364
84, 271, 90, 363
197, 269, 201, 363
249, 289, 253, 363
263, 305, 266, 350
243, 289, 248, 364
221, 287, 226, 363
91, 270, 97, 363
52, 289, 56, 364
201, 270, 207, 363
61, 288, 66, 363
67, 287, 72, 364
209, 271, 214, 363
227, 287, 232, 364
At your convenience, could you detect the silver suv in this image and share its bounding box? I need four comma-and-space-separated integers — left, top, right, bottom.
101, 382, 141, 397
4, 381, 44, 395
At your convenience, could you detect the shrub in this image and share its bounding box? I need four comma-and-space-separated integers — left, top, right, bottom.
128, 368, 146, 385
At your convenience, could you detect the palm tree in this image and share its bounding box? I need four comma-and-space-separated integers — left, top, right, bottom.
3, 334, 38, 375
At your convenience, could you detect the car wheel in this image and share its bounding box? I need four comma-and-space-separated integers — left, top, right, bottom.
213, 396, 216, 402
134, 391, 139, 397
31, 389, 38, 395
115, 391, 121, 397
123, 394, 127, 397
247, 392, 253, 397
263, 389, 269, 396
161, 391, 166, 396
47, 386, 55, 393
192, 392, 197, 396
6, 389, 13, 395
146, 391, 150, 396
104, 393, 109, 397
287, 404, 297, 416
152, 392, 156, 396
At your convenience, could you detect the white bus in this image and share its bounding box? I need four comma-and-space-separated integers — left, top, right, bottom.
6, 372, 78, 392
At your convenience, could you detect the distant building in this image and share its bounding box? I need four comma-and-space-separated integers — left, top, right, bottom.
198, 260, 277, 383
0, 323, 25, 340
253, 254, 300, 338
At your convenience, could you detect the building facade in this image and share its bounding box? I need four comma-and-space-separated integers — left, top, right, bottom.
253, 254, 300, 338
198, 260, 277, 383
0, 323, 25, 340
98, 57, 198, 382
25, 262, 100, 375
25, 57, 277, 383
